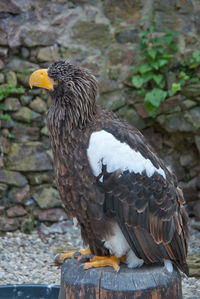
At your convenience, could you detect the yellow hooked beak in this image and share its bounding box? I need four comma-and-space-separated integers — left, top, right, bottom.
29, 69, 56, 90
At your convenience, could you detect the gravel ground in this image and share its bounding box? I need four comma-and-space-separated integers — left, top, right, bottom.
0, 220, 200, 298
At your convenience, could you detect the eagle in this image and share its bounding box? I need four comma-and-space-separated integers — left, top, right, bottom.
29, 61, 189, 275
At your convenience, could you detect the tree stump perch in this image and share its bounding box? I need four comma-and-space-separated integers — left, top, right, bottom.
59, 259, 182, 299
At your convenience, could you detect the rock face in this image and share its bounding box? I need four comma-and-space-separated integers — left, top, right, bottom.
0, 0, 200, 231
7, 142, 53, 172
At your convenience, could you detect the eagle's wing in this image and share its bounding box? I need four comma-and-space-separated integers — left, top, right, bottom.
87, 126, 188, 274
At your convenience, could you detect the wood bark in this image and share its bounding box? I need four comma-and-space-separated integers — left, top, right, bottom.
59, 259, 182, 299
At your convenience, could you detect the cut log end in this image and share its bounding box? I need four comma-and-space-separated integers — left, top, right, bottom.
59, 259, 182, 299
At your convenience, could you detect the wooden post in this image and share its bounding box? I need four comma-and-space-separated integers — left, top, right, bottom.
59, 259, 182, 299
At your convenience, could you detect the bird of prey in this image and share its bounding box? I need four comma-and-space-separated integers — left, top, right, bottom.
29, 61, 188, 274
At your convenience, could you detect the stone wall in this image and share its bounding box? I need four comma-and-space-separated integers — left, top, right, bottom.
0, 0, 200, 232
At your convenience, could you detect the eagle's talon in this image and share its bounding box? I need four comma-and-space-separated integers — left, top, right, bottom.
72, 251, 81, 260
54, 253, 62, 265
79, 253, 94, 263
84, 255, 121, 271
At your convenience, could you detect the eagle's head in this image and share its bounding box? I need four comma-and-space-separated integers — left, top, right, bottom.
29, 61, 98, 127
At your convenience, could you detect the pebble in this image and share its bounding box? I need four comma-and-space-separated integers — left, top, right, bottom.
0, 220, 199, 298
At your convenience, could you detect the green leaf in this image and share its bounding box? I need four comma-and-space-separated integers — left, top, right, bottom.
144, 88, 167, 108
0, 104, 7, 111
137, 41, 147, 50
138, 64, 153, 74
153, 45, 164, 54
153, 74, 164, 86
152, 37, 165, 44
164, 35, 174, 44
157, 59, 168, 67
150, 61, 159, 70
179, 71, 186, 78
147, 49, 157, 59
149, 25, 154, 33
169, 83, 181, 96
132, 75, 144, 88
138, 88, 146, 95
144, 101, 158, 118
0, 114, 11, 121
169, 42, 178, 51
192, 50, 200, 59
8, 133, 14, 139
141, 72, 154, 83
190, 77, 199, 83
189, 62, 200, 69
160, 52, 173, 59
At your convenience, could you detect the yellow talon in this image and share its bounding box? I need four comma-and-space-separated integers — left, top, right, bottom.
84, 255, 121, 272
54, 248, 91, 264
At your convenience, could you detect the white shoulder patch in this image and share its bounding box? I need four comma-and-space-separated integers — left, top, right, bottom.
87, 130, 166, 179
164, 259, 173, 273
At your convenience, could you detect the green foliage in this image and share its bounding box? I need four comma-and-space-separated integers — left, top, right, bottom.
16, 68, 33, 79
0, 83, 24, 139
132, 17, 178, 117
0, 113, 11, 121
132, 16, 200, 117
0, 83, 25, 101
189, 50, 200, 69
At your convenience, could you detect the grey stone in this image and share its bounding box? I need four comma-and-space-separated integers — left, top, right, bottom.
0, 183, 7, 198
6, 58, 38, 72
6, 71, 17, 87
36, 208, 68, 222
0, 169, 27, 187
51, 9, 80, 26
181, 99, 197, 109
180, 153, 196, 167
29, 97, 47, 113
12, 124, 40, 142
72, 22, 111, 48
0, 217, 19, 232
0, 0, 21, 14
195, 136, 200, 153
37, 45, 60, 62
182, 83, 200, 98
157, 113, 194, 133
0, 117, 16, 129
103, 0, 142, 23
117, 106, 146, 130
12, 107, 41, 123
184, 107, 200, 129
7, 142, 53, 172
41, 126, 49, 136
97, 90, 126, 111
32, 187, 62, 209
27, 172, 53, 185
7, 205, 27, 217
0, 136, 11, 154
98, 78, 119, 94
59, 45, 89, 61
22, 27, 58, 47
4, 97, 21, 112
0, 26, 8, 46
21, 47, 29, 59
0, 59, 4, 70
9, 185, 30, 203
39, 220, 71, 234
115, 29, 139, 44
0, 73, 4, 83
20, 95, 33, 105
0, 47, 8, 57
108, 46, 135, 65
